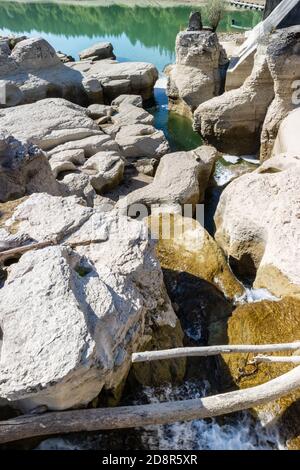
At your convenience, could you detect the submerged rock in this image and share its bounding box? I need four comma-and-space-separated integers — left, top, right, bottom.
0, 193, 183, 411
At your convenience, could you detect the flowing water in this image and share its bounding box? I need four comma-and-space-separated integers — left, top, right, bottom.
1, 1, 276, 450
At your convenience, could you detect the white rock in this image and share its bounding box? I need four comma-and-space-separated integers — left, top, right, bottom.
117, 146, 217, 214
0, 134, 59, 202
82, 151, 125, 193
0, 193, 180, 411
79, 42, 114, 61
0, 98, 101, 150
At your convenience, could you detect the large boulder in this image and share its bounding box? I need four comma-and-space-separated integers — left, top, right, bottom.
260, 27, 300, 161
214, 160, 300, 298
148, 214, 244, 301
82, 151, 125, 193
0, 98, 100, 150
69, 59, 158, 102
79, 42, 115, 61
114, 124, 169, 160
0, 134, 59, 202
117, 146, 217, 215
166, 30, 227, 118
0, 37, 92, 107
0, 36, 158, 107
0, 193, 183, 411
194, 44, 274, 155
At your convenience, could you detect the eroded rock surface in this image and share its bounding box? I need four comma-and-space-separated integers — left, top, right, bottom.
166, 30, 227, 118
214, 159, 300, 297
0, 134, 59, 202
0, 193, 183, 411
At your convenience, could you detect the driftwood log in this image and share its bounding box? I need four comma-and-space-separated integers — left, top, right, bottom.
0, 362, 300, 444
131, 341, 300, 363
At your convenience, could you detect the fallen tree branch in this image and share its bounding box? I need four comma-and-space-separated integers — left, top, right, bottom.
0, 238, 105, 262
0, 240, 56, 261
1, 365, 300, 444
253, 355, 300, 364
131, 341, 300, 363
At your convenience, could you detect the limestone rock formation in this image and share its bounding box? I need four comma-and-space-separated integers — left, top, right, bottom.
166, 30, 227, 117
0, 98, 100, 150
187, 11, 203, 31
79, 42, 115, 61
272, 108, 300, 158
0, 37, 91, 107
194, 44, 274, 155
117, 146, 217, 214
194, 26, 300, 157
114, 124, 169, 160
0, 36, 158, 107
0, 193, 183, 411
260, 27, 300, 161
69, 60, 158, 102
214, 161, 300, 298
0, 134, 59, 202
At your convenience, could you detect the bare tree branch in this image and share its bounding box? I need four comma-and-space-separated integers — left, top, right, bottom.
131, 342, 300, 363
253, 355, 300, 364
0, 365, 300, 444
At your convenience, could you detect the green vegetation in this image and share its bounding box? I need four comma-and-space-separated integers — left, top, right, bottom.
203, 0, 226, 32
